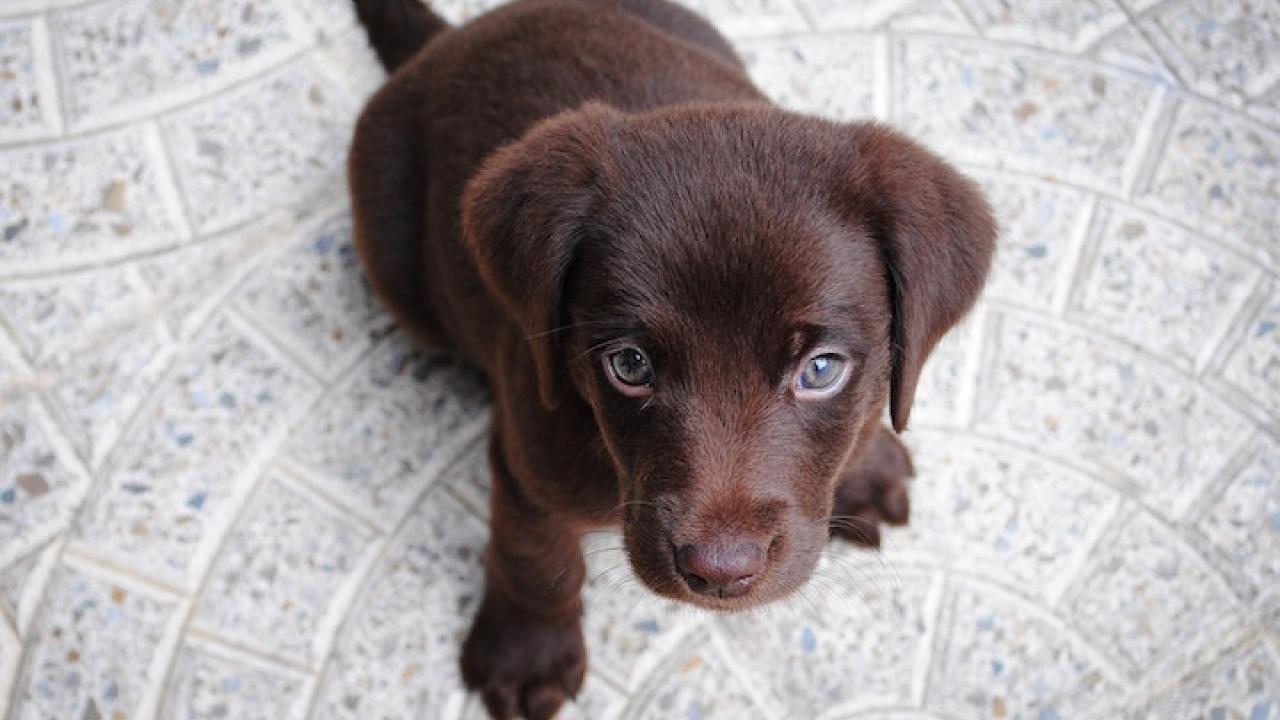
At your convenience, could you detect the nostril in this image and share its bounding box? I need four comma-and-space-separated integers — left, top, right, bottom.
675, 540, 765, 598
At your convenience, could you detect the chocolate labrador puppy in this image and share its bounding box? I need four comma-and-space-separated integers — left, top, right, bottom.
348, 0, 995, 717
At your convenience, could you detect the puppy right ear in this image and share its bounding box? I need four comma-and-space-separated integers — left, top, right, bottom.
461, 103, 621, 410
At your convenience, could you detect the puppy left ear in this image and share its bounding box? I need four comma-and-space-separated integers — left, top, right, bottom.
836, 123, 996, 432
461, 103, 621, 410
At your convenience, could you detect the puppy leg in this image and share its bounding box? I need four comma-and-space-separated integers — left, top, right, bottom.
829, 424, 913, 548
461, 434, 587, 720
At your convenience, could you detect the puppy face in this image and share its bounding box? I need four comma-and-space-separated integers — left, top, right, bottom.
462, 103, 994, 609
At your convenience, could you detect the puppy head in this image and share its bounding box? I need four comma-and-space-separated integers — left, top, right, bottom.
462, 102, 995, 609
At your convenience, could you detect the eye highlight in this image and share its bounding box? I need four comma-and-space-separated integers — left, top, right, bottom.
605, 347, 654, 396
794, 351, 850, 398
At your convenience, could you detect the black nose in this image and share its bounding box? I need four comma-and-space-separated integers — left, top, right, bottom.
674, 539, 765, 598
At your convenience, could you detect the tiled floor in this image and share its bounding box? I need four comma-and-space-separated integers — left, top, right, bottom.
1, 0, 1277, 718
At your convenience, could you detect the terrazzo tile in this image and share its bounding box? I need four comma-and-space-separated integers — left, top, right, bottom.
235, 212, 388, 380
191, 472, 376, 664
974, 312, 1253, 517
621, 636, 771, 720
430, 0, 509, 25
161, 56, 355, 234
9, 563, 181, 720
716, 564, 934, 716
928, 581, 1120, 718
1140, 99, 1280, 262
161, 639, 308, 720
1197, 439, 1280, 603
1219, 285, 1280, 419
284, 333, 488, 522
1061, 511, 1242, 678
908, 311, 976, 427
965, 0, 1125, 52
581, 532, 700, 691
136, 224, 278, 339
314, 24, 385, 102
0, 616, 17, 719
678, 0, 810, 39
1128, 640, 1280, 720
896, 36, 1154, 192
796, 0, 973, 32
974, 171, 1087, 309
1145, 0, 1280, 103
311, 489, 486, 720
1067, 202, 1256, 370
0, 541, 55, 636
73, 315, 317, 587
894, 432, 1119, 600
0, 125, 188, 273
0, 17, 59, 142
52, 0, 308, 129
0, 267, 173, 464
0, 397, 88, 569
739, 34, 877, 122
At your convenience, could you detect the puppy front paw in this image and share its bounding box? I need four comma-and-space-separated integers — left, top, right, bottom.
830, 425, 913, 548
460, 596, 587, 720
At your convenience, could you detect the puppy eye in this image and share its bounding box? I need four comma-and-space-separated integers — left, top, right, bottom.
795, 352, 849, 397
605, 347, 654, 396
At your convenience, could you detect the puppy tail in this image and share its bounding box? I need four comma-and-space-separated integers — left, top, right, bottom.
352, 0, 450, 72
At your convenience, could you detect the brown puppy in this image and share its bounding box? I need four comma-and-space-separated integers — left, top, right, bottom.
347, 1, 995, 717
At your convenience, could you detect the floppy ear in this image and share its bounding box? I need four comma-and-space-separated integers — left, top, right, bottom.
460, 103, 621, 409
837, 124, 996, 432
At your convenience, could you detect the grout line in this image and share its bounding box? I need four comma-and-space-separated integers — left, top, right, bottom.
873, 30, 893, 123
1198, 277, 1274, 378
953, 301, 989, 430
914, 571, 951, 708
1045, 497, 1122, 609
1120, 87, 1178, 200
296, 422, 489, 720
910, 570, 948, 707
1051, 195, 1101, 316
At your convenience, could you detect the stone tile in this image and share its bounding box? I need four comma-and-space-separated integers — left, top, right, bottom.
909, 310, 977, 427
974, 171, 1087, 309
739, 34, 876, 122
622, 636, 770, 720
678, 0, 810, 39
1087, 25, 1179, 83
1061, 512, 1242, 678
161, 56, 354, 234
894, 432, 1119, 600
73, 315, 316, 587
0, 17, 59, 142
897, 37, 1154, 192
9, 563, 181, 720
0, 267, 173, 464
1219, 286, 1280, 418
235, 211, 389, 379
136, 224, 277, 339
717, 564, 934, 716
965, 0, 1126, 52
929, 581, 1121, 718
314, 24, 385, 103
284, 333, 488, 522
192, 472, 375, 664
1146, 0, 1280, 103
0, 541, 55, 636
1140, 99, 1280, 262
1197, 439, 1280, 602
1068, 202, 1256, 371
796, 0, 973, 32
974, 313, 1252, 517
0, 125, 188, 273
581, 531, 700, 692
312, 489, 486, 720
0, 397, 88, 568
1128, 640, 1279, 719
52, 0, 308, 129
161, 639, 308, 720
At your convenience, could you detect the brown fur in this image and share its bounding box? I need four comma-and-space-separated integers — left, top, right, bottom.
348, 1, 995, 717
